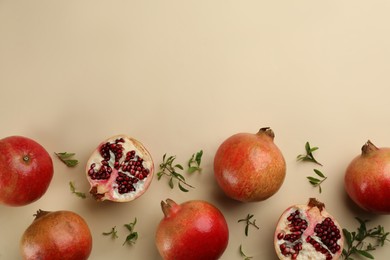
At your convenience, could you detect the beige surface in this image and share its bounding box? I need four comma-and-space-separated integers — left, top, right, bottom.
1, 1, 390, 259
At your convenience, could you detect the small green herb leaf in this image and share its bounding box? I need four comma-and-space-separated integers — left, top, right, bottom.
306, 169, 327, 193
342, 217, 390, 259
239, 244, 253, 260
238, 214, 260, 236
123, 218, 138, 246
102, 226, 118, 239
156, 153, 194, 192
187, 150, 203, 173
297, 142, 322, 166
55, 152, 79, 167
69, 181, 86, 199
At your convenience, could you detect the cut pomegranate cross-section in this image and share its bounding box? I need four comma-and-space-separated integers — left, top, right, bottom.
274, 198, 343, 260
86, 135, 154, 202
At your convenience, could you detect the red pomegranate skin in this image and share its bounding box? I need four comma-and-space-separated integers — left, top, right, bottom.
345, 141, 390, 214
20, 210, 93, 260
0, 136, 53, 206
155, 199, 229, 260
214, 128, 286, 202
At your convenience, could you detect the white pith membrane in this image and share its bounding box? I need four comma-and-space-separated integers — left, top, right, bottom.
274, 199, 343, 260
86, 135, 154, 202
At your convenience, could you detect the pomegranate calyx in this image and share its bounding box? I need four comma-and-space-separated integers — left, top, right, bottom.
33, 209, 51, 220
89, 186, 104, 201
258, 127, 275, 139
308, 198, 325, 212
161, 198, 178, 217
22, 155, 30, 163
361, 140, 379, 156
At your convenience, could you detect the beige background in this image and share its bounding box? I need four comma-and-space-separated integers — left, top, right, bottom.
1, 1, 390, 259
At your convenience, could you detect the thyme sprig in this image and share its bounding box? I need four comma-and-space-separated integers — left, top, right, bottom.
69, 181, 86, 199
297, 142, 322, 166
55, 152, 79, 167
157, 153, 194, 192
238, 214, 260, 236
187, 150, 203, 173
307, 169, 327, 193
239, 244, 253, 260
123, 218, 138, 246
102, 226, 119, 239
342, 217, 390, 259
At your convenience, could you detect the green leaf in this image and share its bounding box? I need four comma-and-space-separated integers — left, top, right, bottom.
195, 150, 203, 165
187, 166, 198, 174
178, 182, 189, 192
102, 226, 118, 239
307, 176, 320, 183
313, 169, 325, 178
64, 159, 79, 167
69, 181, 86, 199
55, 152, 79, 167
123, 218, 138, 246
56, 152, 75, 158
343, 228, 353, 247
157, 153, 195, 192
356, 249, 374, 259
168, 178, 174, 189
175, 164, 184, 170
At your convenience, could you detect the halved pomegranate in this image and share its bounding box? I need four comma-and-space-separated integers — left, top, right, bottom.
86, 135, 154, 202
274, 198, 343, 260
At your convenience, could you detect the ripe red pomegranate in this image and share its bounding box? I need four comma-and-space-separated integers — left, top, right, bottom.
214, 127, 286, 202
86, 134, 154, 202
344, 140, 390, 214
20, 210, 92, 260
274, 198, 343, 260
155, 199, 229, 260
0, 136, 53, 206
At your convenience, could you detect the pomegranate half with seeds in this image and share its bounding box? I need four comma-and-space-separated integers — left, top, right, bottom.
86, 135, 154, 202
274, 198, 343, 260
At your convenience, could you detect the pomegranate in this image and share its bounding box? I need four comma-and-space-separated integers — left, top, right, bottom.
155, 199, 229, 260
274, 198, 343, 260
86, 135, 154, 202
344, 140, 390, 214
213, 127, 286, 202
0, 136, 53, 206
20, 210, 92, 260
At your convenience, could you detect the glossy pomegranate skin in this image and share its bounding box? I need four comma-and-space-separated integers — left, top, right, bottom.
155, 199, 229, 260
20, 210, 92, 260
0, 136, 53, 206
214, 128, 286, 202
344, 140, 390, 214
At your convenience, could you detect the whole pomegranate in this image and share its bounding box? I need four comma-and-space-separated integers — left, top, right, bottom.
214, 127, 286, 202
155, 198, 229, 260
344, 140, 390, 214
20, 210, 92, 260
0, 136, 53, 206
86, 134, 154, 202
274, 198, 343, 260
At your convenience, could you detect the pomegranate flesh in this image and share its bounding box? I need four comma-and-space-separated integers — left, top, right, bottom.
155, 198, 229, 260
274, 198, 343, 260
20, 210, 92, 260
86, 135, 154, 202
344, 140, 390, 214
214, 127, 286, 202
0, 136, 53, 206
